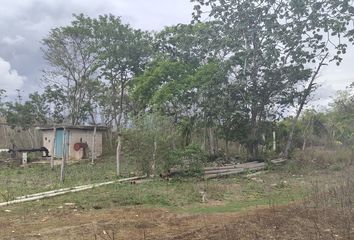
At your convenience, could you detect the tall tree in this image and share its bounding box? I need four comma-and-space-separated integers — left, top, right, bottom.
92, 14, 152, 129
41, 14, 100, 125
192, 0, 354, 158
134, 24, 251, 156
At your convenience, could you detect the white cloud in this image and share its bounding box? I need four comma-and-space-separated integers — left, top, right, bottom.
0, 57, 25, 95
1, 35, 25, 45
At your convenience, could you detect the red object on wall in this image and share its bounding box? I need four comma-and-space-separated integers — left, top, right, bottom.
74, 143, 88, 151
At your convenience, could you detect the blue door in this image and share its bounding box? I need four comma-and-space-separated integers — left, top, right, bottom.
55, 129, 69, 158
55, 129, 64, 158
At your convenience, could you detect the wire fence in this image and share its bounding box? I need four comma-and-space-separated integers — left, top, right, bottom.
0, 124, 42, 149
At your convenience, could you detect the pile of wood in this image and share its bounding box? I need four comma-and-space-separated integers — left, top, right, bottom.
203, 158, 286, 179
162, 159, 286, 180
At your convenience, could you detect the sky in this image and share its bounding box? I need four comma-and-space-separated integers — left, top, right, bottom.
0, 0, 353, 108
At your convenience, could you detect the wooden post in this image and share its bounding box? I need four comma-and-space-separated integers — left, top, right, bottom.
51, 127, 56, 169
91, 126, 97, 164
60, 128, 66, 183
209, 128, 215, 156
116, 134, 121, 177
66, 130, 70, 160
262, 133, 266, 152
273, 131, 276, 151
152, 140, 157, 173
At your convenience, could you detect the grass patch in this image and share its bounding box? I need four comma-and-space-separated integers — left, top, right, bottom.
187, 185, 305, 214
1, 149, 352, 218
0, 157, 134, 202
2, 169, 308, 218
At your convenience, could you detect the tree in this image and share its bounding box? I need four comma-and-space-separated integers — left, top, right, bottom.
134, 23, 252, 156
27, 92, 50, 125
92, 14, 152, 129
191, 0, 354, 158
41, 14, 100, 125
326, 91, 354, 146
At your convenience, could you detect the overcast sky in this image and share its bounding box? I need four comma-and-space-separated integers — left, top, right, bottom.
0, 0, 353, 108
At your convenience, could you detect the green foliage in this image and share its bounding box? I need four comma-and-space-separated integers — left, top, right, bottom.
169, 144, 208, 174
2, 3, 353, 162
42, 14, 102, 125
326, 90, 354, 146
122, 114, 180, 175
191, 0, 354, 157
4, 94, 49, 128
121, 113, 209, 175
92, 14, 152, 127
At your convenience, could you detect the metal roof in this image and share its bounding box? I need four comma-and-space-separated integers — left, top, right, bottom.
38, 125, 107, 131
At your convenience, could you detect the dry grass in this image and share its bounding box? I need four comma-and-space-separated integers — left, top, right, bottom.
0, 146, 354, 239
292, 146, 353, 171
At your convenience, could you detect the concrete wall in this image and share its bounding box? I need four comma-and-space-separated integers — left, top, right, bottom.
42, 129, 103, 160
42, 130, 55, 156
68, 129, 103, 160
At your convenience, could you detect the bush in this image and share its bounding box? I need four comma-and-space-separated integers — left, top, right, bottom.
122, 114, 181, 176
169, 144, 208, 174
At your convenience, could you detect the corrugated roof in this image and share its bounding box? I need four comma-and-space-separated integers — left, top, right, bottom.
38, 125, 107, 131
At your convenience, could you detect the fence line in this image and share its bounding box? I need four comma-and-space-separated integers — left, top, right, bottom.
0, 125, 41, 149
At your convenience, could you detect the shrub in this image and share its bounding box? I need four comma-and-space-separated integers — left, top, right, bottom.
168, 144, 208, 174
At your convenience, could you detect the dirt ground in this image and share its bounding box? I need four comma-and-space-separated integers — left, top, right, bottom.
0, 203, 350, 240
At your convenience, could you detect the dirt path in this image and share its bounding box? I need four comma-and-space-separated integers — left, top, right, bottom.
0, 203, 347, 240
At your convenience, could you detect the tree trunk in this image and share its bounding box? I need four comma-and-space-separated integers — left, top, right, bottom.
225, 139, 229, 161
283, 53, 328, 158
209, 128, 215, 156
249, 108, 259, 159
283, 104, 303, 158
302, 138, 307, 151
117, 79, 125, 129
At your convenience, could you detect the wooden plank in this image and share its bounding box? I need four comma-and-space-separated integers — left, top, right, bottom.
204, 168, 246, 180
270, 158, 287, 164
204, 161, 260, 171
204, 163, 267, 180
204, 169, 240, 175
